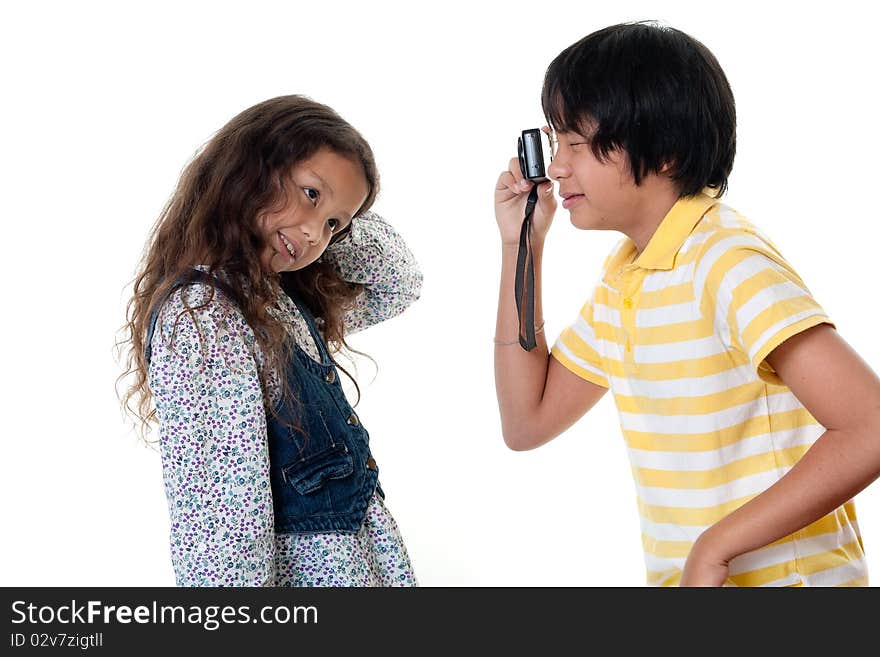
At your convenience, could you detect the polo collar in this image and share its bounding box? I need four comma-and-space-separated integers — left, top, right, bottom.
603, 192, 719, 283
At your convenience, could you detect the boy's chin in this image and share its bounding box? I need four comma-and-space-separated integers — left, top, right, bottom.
567, 205, 613, 231
568, 211, 598, 230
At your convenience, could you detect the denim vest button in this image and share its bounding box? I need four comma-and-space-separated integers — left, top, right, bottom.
366, 456, 377, 471
324, 370, 335, 384
347, 413, 359, 426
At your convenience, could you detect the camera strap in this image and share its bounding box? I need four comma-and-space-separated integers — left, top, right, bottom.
514, 185, 540, 351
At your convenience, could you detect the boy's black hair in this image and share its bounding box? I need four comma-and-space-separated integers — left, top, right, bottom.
542, 21, 736, 198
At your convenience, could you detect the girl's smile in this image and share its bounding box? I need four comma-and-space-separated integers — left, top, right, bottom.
276, 230, 302, 263
260, 148, 369, 273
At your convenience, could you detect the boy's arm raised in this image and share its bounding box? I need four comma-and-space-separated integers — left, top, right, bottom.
494, 158, 607, 451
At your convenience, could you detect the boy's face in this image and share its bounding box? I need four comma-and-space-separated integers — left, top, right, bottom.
548, 127, 650, 232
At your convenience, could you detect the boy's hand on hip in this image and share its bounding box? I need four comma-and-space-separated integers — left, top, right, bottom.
680, 533, 731, 587
495, 157, 557, 247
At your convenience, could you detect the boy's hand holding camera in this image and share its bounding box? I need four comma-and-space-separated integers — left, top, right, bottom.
494, 128, 557, 247
494, 161, 556, 246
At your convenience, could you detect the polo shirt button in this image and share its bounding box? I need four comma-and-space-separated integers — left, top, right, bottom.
347, 414, 359, 426
623, 298, 633, 309
626, 342, 632, 353
324, 370, 336, 384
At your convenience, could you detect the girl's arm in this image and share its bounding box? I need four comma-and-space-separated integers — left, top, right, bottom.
321, 211, 423, 334
148, 284, 276, 586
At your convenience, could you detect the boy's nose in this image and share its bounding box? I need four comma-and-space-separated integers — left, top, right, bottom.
548, 158, 568, 180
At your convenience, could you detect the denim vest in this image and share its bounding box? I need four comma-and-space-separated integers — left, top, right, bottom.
145, 271, 382, 535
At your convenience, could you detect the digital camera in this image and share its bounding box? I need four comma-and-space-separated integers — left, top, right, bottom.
517, 128, 553, 183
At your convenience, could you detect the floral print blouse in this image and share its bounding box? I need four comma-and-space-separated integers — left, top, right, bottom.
147, 211, 422, 586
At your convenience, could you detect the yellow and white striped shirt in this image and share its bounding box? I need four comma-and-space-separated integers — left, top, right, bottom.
552, 192, 867, 587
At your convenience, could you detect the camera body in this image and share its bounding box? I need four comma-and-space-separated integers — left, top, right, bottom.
517, 128, 553, 183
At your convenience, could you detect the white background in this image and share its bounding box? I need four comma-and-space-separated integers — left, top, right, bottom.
2, 0, 878, 586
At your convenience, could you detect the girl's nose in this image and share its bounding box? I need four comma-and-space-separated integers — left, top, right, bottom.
299, 216, 322, 244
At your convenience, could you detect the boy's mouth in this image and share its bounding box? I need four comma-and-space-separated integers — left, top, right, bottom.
561, 193, 585, 209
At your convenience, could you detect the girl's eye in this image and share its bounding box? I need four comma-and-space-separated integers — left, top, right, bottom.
304, 187, 319, 204
327, 218, 340, 232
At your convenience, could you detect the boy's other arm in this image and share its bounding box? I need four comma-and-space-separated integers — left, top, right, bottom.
683, 323, 880, 585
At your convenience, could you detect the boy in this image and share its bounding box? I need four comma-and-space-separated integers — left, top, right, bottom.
493, 21, 880, 586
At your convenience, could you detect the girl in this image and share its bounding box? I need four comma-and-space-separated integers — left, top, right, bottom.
120, 95, 421, 586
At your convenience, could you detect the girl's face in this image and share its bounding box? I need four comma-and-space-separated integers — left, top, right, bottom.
259, 148, 369, 273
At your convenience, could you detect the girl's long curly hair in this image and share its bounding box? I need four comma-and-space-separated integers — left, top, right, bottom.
117, 95, 379, 440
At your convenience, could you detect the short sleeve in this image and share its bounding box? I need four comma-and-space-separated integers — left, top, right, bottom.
551, 294, 610, 389
696, 231, 834, 385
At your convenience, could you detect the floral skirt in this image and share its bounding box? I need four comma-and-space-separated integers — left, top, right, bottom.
273, 494, 417, 586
